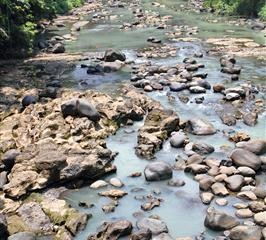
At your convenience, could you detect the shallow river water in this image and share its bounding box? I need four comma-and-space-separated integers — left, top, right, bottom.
56, 0, 266, 239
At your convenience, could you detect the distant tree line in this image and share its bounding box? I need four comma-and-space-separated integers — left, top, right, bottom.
204, 0, 266, 19
0, 0, 84, 59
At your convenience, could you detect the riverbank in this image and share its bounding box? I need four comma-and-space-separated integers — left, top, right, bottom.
0, 0, 266, 240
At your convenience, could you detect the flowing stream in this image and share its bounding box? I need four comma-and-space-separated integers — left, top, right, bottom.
54, 0, 266, 239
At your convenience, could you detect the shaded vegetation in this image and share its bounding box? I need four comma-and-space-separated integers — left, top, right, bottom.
0, 0, 84, 59
204, 0, 266, 20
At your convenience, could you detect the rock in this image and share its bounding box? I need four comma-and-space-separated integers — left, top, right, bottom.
104, 50, 126, 62
39, 87, 57, 99
200, 192, 214, 204
229, 132, 250, 143
215, 198, 228, 206
169, 131, 186, 148
225, 93, 240, 101
192, 142, 214, 155
0, 213, 8, 240
199, 175, 215, 191
141, 197, 161, 211
8, 232, 36, 240
236, 140, 266, 155
231, 75, 239, 81
22, 95, 37, 108
221, 67, 241, 75
137, 218, 168, 235
17, 202, 53, 232
189, 86, 206, 94
204, 207, 240, 231
185, 164, 209, 174
144, 161, 173, 181
211, 182, 229, 196
187, 154, 203, 165
224, 175, 244, 192
144, 85, 153, 92
213, 84, 225, 93
249, 201, 266, 213
109, 178, 123, 188
90, 180, 108, 189
254, 211, 266, 226
235, 209, 254, 218
1, 149, 20, 171
243, 112, 258, 126
61, 99, 101, 121
168, 179, 185, 187
230, 148, 262, 171
0, 171, 7, 190
237, 191, 257, 201
236, 167, 256, 177
251, 22, 265, 30
185, 64, 198, 71
89, 220, 132, 239
130, 229, 152, 240
169, 82, 187, 92
229, 225, 262, 240
51, 43, 65, 54
98, 189, 127, 198
187, 118, 216, 135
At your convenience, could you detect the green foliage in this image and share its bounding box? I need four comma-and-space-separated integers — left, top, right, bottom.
204, 0, 266, 18
0, 0, 84, 58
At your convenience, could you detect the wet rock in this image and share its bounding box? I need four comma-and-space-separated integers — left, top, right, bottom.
185, 163, 209, 174
129, 172, 142, 177
236, 166, 256, 177
251, 22, 265, 30
102, 200, 118, 213
189, 86, 206, 94
231, 75, 239, 81
169, 82, 187, 92
89, 220, 132, 240
144, 85, 153, 92
204, 207, 240, 231
144, 161, 173, 181
104, 50, 126, 62
215, 198, 228, 206
61, 99, 101, 121
192, 142, 214, 155
192, 72, 208, 79
0, 213, 8, 240
225, 92, 240, 101
243, 112, 258, 126
90, 180, 108, 189
211, 182, 229, 196
254, 211, 266, 226
109, 178, 123, 188
221, 67, 241, 75
17, 202, 53, 232
22, 95, 37, 108
235, 209, 254, 218
185, 64, 199, 71
229, 225, 262, 240
230, 148, 262, 171
224, 87, 245, 96
224, 175, 244, 192
213, 84, 225, 93
249, 201, 266, 213
141, 197, 161, 211
187, 154, 203, 165
8, 232, 36, 240
199, 175, 215, 191
200, 192, 214, 204
168, 179, 185, 187
169, 131, 187, 148
137, 218, 168, 235
229, 132, 250, 143
187, 118, 216, 135
51, 43, 65, 54
183, 58, 197, 64
236, 140, 266, 155
39, 87, 57, 99
130, 229, 152, 240
98, 189, 127, 198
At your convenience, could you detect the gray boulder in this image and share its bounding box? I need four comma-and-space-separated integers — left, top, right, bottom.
169, 131, 186, 148
144, 161, 173, 181
236, 140, 266, 155
137, 218, 168, 235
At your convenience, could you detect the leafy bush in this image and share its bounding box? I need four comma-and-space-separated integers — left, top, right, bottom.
0, 0, 84, 59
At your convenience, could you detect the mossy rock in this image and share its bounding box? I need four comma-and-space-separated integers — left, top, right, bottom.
7, 215, 29, 235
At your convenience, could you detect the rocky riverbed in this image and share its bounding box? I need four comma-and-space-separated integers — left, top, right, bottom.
0, 0, 266, 240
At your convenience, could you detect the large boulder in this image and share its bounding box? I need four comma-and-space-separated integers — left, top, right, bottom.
144, 161, 173, 181
229, 225, 262, 240
204, 207, 239, 231
137, 218, 168, 235
230, 148, 262, 171
61, 99, 101, 121
104, 50, 126, 62
187, 118, 216, 135
88, 220, 132, 239
236, 140, 266, 155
